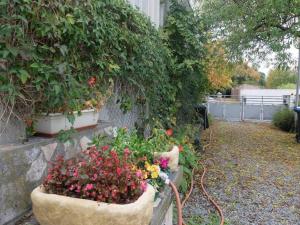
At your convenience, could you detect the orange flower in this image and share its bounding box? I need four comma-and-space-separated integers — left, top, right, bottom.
165, 128, 173, 136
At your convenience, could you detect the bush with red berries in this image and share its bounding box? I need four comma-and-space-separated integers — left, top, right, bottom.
43, 146, 147, 204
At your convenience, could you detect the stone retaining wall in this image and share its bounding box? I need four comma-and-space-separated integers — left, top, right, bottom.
0, 123, 111, 225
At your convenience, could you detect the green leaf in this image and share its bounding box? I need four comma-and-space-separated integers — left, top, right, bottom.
59, 45, 68, 56
30, 63, 39, 68
18, 69, 30, 84
66, 14, 75, 25
67, 113, 75, 125
54, 85, 61, 95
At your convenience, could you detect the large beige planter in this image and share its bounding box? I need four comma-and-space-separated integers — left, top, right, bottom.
31, 184, 155, 225
154, 145, 179, 171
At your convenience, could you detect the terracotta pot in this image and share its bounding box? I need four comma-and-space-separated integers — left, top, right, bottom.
31, 184, 155, 225
35, 109, 99, 136
154, 146, 179, 171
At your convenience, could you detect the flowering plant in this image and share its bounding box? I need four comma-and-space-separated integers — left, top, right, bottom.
43, 146, 146, 204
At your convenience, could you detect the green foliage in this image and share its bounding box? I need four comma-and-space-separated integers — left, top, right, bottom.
91, 125, 200, 193
203, 0, 300, 62
266, 69, 297, 88
164, 1, 208, 125
278, 83, 296, 89
57, 128, 77, 143
1, 0, 175, 126
272, 108, 295, 132
111, 128, 155, 162
259, 72, 266, 87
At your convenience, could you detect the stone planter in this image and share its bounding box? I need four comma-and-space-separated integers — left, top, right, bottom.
31, 184, 155, 225
35, 109, 99, 136
154, 146, 179, 171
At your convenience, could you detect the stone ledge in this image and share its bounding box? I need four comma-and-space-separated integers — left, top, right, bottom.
151, 167, 183, 225
0, 121, 112, 152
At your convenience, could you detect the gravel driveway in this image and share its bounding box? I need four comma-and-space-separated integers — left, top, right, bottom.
183, 120, 300, 225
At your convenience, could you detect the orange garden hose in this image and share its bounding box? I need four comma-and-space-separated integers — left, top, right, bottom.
199, 161, 225, 225
180, 128, 225, 225
169, 181, 183, 225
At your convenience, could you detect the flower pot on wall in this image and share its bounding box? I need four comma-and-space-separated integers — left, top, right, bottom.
35, 109, 99, 136
31, 184, 155, 225
154, 146, 179, 171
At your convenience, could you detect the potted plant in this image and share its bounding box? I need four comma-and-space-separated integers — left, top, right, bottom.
33, 78, 114, 136
149, 128, 180, 171
31, 146, 155, 225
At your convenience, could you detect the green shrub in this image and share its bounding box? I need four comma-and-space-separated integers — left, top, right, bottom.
272, 108, 295, 132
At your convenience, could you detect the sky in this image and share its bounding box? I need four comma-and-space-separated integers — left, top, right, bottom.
258, 47, 299, 75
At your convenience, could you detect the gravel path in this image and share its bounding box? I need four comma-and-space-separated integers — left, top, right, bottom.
183, 121, 300, 225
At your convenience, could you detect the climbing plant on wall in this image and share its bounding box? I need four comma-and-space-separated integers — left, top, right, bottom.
1, 0, 210, 130
0, 0, 176, 126
163, 0, 209, 125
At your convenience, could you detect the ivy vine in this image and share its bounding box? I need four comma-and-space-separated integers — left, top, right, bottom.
0, 0, 208, 130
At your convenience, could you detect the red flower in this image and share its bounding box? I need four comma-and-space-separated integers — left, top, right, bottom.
140, 181, 147, 192
43, 145, 144, 204
116, 167, 122, 176
88, 76, 96, 87
101, 145, 109, 151
178, 145, 184, 152
165, 128, 173, 136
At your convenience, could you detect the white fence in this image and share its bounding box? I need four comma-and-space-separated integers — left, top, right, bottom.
207, 95, 293, 122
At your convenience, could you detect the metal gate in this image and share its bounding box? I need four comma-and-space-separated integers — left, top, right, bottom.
207, 95, 292, 122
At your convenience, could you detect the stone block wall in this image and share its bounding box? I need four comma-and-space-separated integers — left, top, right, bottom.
0, 104, 26, 145
0, 123, 111, 225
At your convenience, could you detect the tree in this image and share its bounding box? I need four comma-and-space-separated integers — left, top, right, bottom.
203, 0, 300, 61
266, 69, 297, 88
259, 72, 266, 87
231, 62, 260, 85
206, 42, 233, 90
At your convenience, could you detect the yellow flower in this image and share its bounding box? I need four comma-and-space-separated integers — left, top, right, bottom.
131, 165, 137, 171
145, 162, 160, 179
145, 162, 151, 171
143, 170, 148, 179
151, 171, 159, 179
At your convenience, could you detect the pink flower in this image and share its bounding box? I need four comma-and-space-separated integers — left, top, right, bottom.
92, 174, 98, 181
110, 150, 117, 157
46, 174, 52, 181
159, 157, 169, 170
73, 168, 79, 177
101, 145, 109, 151
75, 185, 81, 193
165, 129, 173, 136
124, 148, 131, 156
69, 185, 75, 191
112, 189, 118, 199
85, 184, 94, 191
116, 167, 122, 176
140, 181, 147, 192
88, 76, 96, 87
136, 170, 142, 178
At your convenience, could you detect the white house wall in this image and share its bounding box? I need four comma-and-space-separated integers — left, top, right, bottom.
240, 89, 297, 97
128, 0, 160, 27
